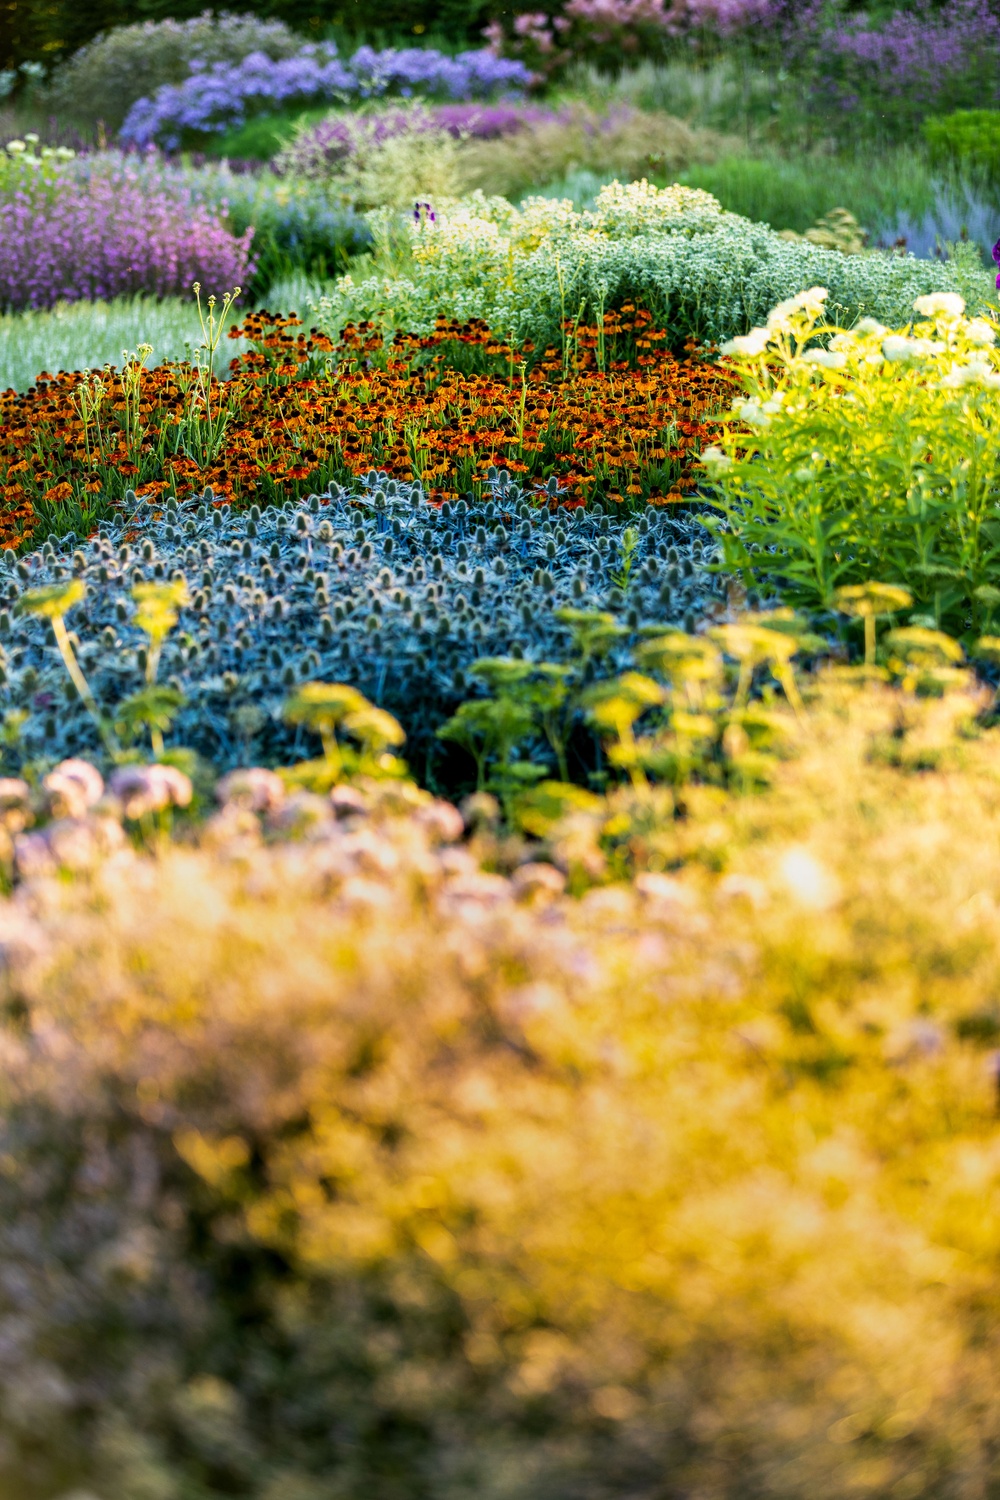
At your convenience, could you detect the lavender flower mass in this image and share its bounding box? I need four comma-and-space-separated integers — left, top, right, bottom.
120, 43, 531, 150
0, 151, 255, 312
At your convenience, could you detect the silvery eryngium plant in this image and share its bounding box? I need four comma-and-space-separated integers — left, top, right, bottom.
14, 577, 188, 762
699, 288, 1000, 637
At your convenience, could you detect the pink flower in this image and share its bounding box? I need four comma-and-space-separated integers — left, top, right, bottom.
216, 767, 286, 814
109, 764, 193, 820
43, 759, 104, 821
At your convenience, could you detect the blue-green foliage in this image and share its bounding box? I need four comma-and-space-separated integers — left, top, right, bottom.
220, 175, 372, 296
0, 473, 725, 781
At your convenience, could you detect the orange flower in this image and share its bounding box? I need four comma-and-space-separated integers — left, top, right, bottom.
0, 307, 735, 539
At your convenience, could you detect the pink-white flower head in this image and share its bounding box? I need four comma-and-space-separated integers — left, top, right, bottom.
43, 758, 104, 821
109, 764, 193, 820
216, 766, 286, 814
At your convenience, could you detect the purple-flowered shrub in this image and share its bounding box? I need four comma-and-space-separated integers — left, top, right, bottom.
815, 0, 1000, 138
0, 153, 255, 312
120, 44, 531, 151
486, 0, 780, 78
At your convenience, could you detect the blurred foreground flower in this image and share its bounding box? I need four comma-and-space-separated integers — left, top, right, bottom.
108, 763, 192, 819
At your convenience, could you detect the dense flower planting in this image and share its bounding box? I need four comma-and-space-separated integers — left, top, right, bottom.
120, 43, 532, 150
1, 664, 1000, 1498
0, 308, 731, 546
0, 146, 255, 313
818, 0, 1000, 138
276, 102, 729, 210
701, 288, 1000, 635
330, 180, 981, 355
0, 144, 372, 303
0, 475, 725, 776
41, 9, 309, 134
487, 0, 781, 77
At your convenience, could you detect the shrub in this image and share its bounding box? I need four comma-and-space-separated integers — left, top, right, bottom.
0, 473, 723, 778
923, 107, 1000, 182
0, 144, 255, 313
324, 180, 987, 356
1, 666, 1000, 1497
120, 43, 531, 150
700, 287, 1000, 636
6, 0, 521, 75
41, 9, 306, 135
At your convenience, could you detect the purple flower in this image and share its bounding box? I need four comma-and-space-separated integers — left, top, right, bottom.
992, 236, 1000, 288
119, 43, 531, 150
811, 0, 1000, 126
0, 152, 255, 311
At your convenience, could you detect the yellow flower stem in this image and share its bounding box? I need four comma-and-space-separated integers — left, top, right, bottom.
51, 613, 118, 756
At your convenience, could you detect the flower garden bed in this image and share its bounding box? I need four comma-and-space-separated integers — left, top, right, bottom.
4, 10, 1000, 1485
0, 309, 733, 548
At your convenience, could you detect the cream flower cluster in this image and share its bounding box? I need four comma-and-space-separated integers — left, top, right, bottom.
720, 289, 1000, 392
316, 183, 979, 352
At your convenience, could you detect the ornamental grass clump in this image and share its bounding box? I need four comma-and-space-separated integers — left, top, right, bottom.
2, 668, 1000, 1497
700, 287, 1000, 637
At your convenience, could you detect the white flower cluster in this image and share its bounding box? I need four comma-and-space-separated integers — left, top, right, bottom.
719, 290, 1000, 394
316, 182, 984, 350
3, 134, 75, 163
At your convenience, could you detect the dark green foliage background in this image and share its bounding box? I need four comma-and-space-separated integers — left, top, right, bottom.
2, 0, 912, 73
1, 0, 537, 71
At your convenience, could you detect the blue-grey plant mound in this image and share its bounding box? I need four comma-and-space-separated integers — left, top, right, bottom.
0, 473, 726, 781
